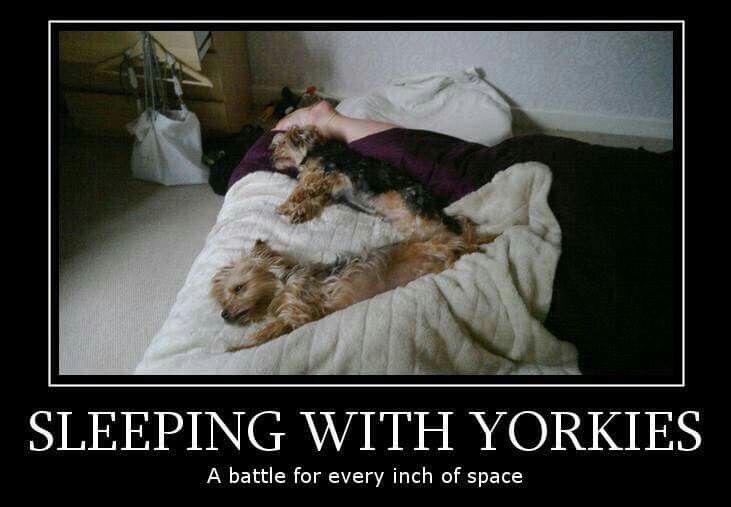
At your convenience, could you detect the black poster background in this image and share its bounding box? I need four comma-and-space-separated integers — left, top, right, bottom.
22, 16, 712, 496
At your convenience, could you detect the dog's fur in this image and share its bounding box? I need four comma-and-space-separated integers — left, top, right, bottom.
212, 125, 494, 349
213, 224, 483, 349
270, 125, 463, 241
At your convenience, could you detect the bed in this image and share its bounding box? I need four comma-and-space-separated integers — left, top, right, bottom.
135, 161, 578, 375
135, 69, 580, 375
135, 69, 674, 376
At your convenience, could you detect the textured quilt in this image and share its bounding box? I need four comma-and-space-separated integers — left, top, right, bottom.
135, 161, 579, 375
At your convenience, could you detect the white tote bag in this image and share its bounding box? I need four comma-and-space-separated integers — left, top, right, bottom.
128, 106, 209, 186
126, 32, 209, 186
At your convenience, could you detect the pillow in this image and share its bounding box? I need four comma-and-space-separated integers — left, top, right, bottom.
336, 67, 513, 146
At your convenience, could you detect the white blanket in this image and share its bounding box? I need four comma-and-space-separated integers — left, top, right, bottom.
135, 162, 579, 375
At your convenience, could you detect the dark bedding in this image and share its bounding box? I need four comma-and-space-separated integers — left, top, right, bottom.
229, 128, 676, 377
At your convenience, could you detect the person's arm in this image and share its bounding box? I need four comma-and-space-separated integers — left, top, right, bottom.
274, 101, 396, 144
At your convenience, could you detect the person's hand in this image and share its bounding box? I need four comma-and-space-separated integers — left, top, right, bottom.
274, 100, 338, 137
273, 106, 312, 131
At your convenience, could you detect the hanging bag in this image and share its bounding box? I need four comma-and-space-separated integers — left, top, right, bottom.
127, 33, 209, 186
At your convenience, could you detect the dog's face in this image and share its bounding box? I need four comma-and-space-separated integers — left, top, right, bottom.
270, 125, 323, 170
212, 240, 287, 324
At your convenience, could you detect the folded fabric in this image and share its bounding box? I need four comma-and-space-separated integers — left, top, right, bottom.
336, 68, 513, 146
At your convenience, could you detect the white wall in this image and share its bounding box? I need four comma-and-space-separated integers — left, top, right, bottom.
247, 31, 674, 138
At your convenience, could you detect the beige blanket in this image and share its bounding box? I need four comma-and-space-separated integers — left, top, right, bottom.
135, 162, 579, 375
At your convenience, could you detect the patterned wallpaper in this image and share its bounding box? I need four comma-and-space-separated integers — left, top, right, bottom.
247, 31, 674, 121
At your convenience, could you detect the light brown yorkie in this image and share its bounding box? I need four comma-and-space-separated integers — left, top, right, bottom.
213, 222, 486, 350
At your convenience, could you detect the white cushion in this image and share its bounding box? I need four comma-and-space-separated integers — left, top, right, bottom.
337, 67, 513, 146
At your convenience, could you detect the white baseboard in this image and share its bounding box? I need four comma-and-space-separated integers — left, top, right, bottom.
251, 84, 673, 140
511, 108, 673, 140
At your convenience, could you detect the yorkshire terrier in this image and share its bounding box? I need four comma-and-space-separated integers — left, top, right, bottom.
213, 222, 485, 350
270, 125, 463, 241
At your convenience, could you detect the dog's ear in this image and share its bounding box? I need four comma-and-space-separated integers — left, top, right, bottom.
251, 239, 295, 271
251, 239, 281, 260
251, 239, 268, 255
270, 131, 297, 171
211, 263, 234, 300
289, 125, 322, 148
212, 263, 233, 283
270, 133, 285, 149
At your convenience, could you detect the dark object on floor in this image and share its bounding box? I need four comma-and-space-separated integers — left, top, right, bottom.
204, 125, 265, 195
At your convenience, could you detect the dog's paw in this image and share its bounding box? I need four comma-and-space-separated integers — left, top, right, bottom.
277, 201, 314, 224
289, 206, 311, 224
275, 202, 292, 216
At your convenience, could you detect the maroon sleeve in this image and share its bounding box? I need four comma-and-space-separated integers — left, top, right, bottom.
347, 128, 494, 204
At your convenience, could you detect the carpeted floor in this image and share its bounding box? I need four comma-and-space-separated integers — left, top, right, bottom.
58, 128, 672, 375
59, 134, 224, 374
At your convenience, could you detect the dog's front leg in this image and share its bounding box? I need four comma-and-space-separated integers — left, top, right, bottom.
277, 168, 336, 223
276, 181, 313, 217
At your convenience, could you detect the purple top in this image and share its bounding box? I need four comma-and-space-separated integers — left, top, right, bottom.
227, 128, 482, 205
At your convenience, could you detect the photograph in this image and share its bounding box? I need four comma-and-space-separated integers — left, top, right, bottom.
54, 25, 679, 384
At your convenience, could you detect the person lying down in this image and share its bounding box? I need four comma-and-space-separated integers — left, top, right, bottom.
222, 101, 675, 377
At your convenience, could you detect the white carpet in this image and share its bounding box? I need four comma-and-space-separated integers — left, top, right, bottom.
59, 135, 223, 374
58, 130, 671, 375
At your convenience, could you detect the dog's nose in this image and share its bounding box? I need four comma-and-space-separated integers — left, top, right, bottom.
221, 310, 230, 320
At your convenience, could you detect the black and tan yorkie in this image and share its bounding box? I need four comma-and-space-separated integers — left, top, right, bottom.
269, 125, 464, 241
213, 223, 484, 349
